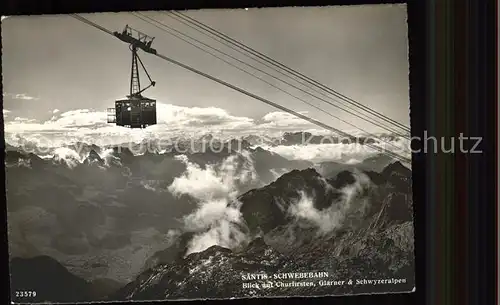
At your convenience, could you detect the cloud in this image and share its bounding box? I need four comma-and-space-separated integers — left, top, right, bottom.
14, 117, 37, 123
257, 136, 411, 163
262, 111, 310, 124
3, 93, 39, 101
168, 154, 258, 255
51, 109, 108, 128
261, 143, 379, 163
4, 102, 328, 146
1, 16, 9, 22
288, 170, 373, 234
52, 109, 60, 114
153, 103, 256, 131
256, 111, 318, 131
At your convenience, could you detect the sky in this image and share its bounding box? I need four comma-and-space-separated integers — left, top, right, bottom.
1, 4, 409, 138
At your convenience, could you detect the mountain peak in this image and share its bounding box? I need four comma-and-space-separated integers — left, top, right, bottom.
330, 170, 357, 188
247, 237, 267, 249
84, 149, 104, 166
88, 149, 100, 158
111, 146, 134, 157
382, 161, 411, 178
239, 168, 341, 234
275, 167, 320, 182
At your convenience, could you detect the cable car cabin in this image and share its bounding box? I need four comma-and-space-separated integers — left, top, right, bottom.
106, 25, 158, 129
107, 98, 157, 128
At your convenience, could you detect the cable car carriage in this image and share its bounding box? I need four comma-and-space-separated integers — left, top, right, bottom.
108, 98, 157, 128
107, 25, 158, 128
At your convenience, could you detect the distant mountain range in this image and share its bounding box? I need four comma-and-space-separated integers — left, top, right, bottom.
4, 131, 406, 154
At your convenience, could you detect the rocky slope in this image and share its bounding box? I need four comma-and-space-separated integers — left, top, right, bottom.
112, 161, 415, 300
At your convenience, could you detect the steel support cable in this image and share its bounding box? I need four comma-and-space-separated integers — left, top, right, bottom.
133, 12, 409, 140
131, 12, 406, 151
168, 10, 411, 134
164, 16, 410, 140
170, 10, 410, 133
69, 14, 411, 164
136, 53, 154, 83
166, 11, 409, 136
165, 13, 409, 137
71, 14, 114, 35
141, 12, 408, 138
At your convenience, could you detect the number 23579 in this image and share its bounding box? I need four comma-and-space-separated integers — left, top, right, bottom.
15, 291, 37, 298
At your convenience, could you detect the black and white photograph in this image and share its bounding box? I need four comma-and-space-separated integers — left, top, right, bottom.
3, 4, 415, 303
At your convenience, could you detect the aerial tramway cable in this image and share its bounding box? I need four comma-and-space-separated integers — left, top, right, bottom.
132, 12, 409, 141
71, 14, 114, 35
168, 11, 411, 134
69, 14, 411, 164
131, 12, 406, 152
169, 10, 411, 134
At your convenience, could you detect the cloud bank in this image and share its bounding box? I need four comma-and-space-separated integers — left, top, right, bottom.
4, 102, 410, 164
4, 102, 324, 146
